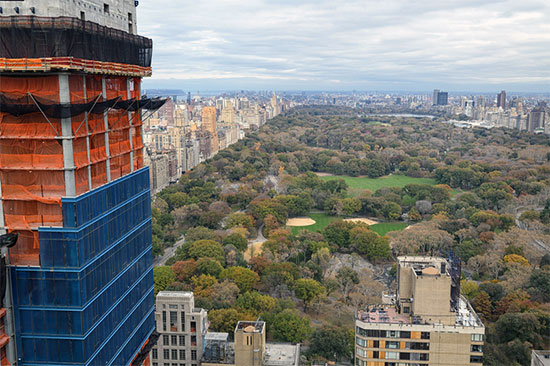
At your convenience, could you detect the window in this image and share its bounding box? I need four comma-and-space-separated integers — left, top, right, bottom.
399, 352, 410, 360
181, 312, 185, 331
179, 350, 185, 360
169, 304, 178, 309
373, 340, 379, 348
152, 363, 158, 366
80, 11, 85, 20
152, 349, 158, 360
171, 335, 177, 346
386, 341, 400, 349
356, 348, 367, 357
472, 334, 484, 342
400, 331, 411, 339
470, 355, 483, 363
356, 337, 367, 347
163, 311, 167, 332
410, 353, 429, 361
471, 345, 483, 353
421, 332, 430, 340
103, 3, 109, 13
386, 352, 398, 360
373, 351, 379, 359
406, 342, 429, 350
179, 335, 185, 346
191, 335, 197, 346
163, 349, 170, 360
163, 335, 169, 346
403, 306, 410, 313
191, 350, 197, 361
170, 312, 178, 331
171, 350, 178, 360
191, 321, 196, 332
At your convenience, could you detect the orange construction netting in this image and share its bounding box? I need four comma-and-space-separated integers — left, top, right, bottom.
1, 74, 145, 265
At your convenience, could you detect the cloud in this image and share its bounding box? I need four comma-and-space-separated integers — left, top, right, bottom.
137, 0, 550, 91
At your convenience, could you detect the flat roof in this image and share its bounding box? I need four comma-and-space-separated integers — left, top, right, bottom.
356, 305, 411, 324
236, 320, 265, 333
205, 332, 229, 341
264, 343, 300, 366
156, 291, 193, 298
532, 350, 550, 366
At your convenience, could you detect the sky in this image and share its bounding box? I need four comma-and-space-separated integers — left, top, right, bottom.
137, 0, 550, 92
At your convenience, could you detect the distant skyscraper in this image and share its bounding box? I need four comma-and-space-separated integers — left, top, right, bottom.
432, 89, 448, 106
433, 89, 440, 106
497, 90, 507, 109
187, 92, 192, 105
202, 107, 219, 155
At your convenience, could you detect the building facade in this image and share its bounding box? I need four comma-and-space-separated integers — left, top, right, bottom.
202, 107, 218, 156
355, 256, 484, 366
0, 1, 157, 364
151, 291, 209, 366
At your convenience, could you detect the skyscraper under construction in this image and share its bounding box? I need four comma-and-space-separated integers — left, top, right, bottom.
0, 1, 162, 364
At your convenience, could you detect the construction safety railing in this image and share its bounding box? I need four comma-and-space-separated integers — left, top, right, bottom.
0, 57, 152, 77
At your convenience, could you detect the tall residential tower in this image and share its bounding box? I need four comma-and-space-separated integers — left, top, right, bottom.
0, 1, 162, 364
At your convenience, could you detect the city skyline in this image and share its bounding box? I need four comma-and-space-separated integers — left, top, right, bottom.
138, 0, 550, 92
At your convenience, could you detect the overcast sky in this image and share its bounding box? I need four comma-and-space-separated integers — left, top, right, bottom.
137, 0, 550, 92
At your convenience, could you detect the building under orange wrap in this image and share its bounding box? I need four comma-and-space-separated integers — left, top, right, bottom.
0, 74, 145, 266
0, 5, 163, 365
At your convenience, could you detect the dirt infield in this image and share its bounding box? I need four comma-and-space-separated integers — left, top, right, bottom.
286, 217, 317, 226
344, 218, 378, 225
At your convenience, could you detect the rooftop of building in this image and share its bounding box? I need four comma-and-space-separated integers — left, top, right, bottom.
356, 297, 483, 328
156, 291, 194, 298
264, 343, 301, 366
532, 350, 550, 366
205, 332, 229, 342
236, 320, 265, 333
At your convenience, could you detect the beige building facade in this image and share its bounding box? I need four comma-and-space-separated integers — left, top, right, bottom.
151, 291, 209, 366
355, 256, 484, 366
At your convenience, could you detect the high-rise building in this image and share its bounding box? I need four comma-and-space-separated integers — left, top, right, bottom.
355, 256, 484, 366
432, 89, 448, 106
497, 90, 507, 109
202, 106, 218, 156
151, 292, 209, 366
221, 101, 236, 124
432, 89, 440, 106
0, 1, 160, 364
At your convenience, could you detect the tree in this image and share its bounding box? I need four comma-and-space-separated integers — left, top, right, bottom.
540, 253, 550, 268
220, 266, 260, 292
195, 258, 224, 278
473, 291, 492, 320
235, 291, 277, 314
383, 202, 401, 220
408, 207, 422, 221
351, 228, 390, 260
153, 266, 175, 295
172, 259, 198, 282
460, 280, 479, 301
528, 268, 550, 302
270, 309, 311, 343
293, 278, 326, 311
341, 198, 362, 215
192, 274, 218, 296
495, 313, 543, 347
185, 226, 221, 244
223, 233, 248, 252
210, 280, 240, 309
225, 212, 256, 232
336, 267, 359, 299
308, 326, 354, 361
208, 308, 254, 334
189, 240, 225, 263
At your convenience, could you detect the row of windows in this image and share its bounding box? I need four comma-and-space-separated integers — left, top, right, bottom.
160, 334, 197, 347
161, 311, 195, 332
472, 334, 484, 342
356, 349, 429, 361
356, 338, 429, 351
152, 363, 198, 366
152, 348, 196, 361
356, 328, 430, 340
356, 360, 427, 366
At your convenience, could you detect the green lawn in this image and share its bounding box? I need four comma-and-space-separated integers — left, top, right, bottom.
289, 212, 340, 235
319, 174, 438, 196
289, 212, 408, 236
370, 222, 408, 236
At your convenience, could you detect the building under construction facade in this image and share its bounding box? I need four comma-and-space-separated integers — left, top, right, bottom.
0, 1, 162, 364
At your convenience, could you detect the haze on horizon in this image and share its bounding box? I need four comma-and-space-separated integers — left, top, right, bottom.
138, 0, 550, 92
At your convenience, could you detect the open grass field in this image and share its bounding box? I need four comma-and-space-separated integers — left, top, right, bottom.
319, 174, 438, 196
289, 212, 408, 236
289, 212, 341, 235
369, 222, 408, 236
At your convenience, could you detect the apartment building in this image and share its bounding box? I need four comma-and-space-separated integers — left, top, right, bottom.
355, 256, 485, 366
151, 292, 209, 366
